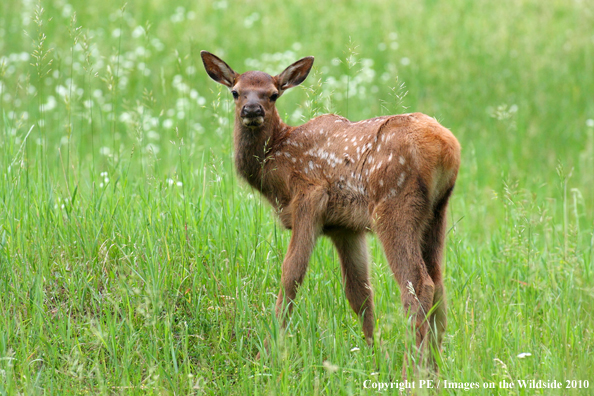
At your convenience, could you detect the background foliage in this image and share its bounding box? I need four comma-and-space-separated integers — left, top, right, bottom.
0, 0, 593, 394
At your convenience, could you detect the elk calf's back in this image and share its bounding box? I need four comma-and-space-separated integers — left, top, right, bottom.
201, 51, 460, 374
268, 113, 459, 231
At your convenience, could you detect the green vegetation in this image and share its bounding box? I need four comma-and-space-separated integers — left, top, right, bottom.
1, 0, 592, 394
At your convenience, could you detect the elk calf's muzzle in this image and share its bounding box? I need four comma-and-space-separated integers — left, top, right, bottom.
241, 104, 265, 127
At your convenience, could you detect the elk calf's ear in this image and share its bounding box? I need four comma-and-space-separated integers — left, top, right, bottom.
201, 51, 238, 88
276, 56, 315, 92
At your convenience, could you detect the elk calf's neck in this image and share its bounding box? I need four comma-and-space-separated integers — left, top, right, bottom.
201, 51, 461, 374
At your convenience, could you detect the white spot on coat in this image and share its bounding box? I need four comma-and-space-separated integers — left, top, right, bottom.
398, 172, 406, 187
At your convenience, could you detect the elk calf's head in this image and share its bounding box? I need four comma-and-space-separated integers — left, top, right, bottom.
201, 51, 314, 128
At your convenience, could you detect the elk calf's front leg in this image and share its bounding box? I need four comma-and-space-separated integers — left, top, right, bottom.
275, 187, 328, 322
330, 230, 374, 345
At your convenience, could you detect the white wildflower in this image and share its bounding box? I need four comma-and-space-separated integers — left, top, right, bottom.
132, 26, 145, 38
243, 12, 260, 28
41, 95, 57, 111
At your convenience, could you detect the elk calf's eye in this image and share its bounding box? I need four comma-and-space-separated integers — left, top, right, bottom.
270, 93, 279, 101
231, 90, 239, 99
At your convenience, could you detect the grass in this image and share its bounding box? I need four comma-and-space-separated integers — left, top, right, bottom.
0, 0, 593, 394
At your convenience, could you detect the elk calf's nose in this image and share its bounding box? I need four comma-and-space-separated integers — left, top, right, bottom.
241, 104, 264, 118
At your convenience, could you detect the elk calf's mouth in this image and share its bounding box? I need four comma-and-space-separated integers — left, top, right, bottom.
242, 116, 264, 127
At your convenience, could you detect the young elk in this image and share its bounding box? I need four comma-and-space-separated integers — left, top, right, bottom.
201, 51, 460, 372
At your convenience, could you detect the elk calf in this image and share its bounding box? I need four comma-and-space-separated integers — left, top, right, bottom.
201, 51, 460, 372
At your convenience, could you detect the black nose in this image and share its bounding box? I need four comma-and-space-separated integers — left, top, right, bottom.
241, 104, 264, 118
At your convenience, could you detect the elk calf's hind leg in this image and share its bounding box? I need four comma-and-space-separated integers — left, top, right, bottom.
373, 193, 435, 373
329, 230, 375, 346
421, 187, 454, 370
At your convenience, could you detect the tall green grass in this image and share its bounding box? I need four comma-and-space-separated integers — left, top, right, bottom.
0, 0, 592, 394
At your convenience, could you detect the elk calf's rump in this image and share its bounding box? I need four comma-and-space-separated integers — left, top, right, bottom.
201, 51, 460, 374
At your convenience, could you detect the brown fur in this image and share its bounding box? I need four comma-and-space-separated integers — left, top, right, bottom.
201, 51, 461, 374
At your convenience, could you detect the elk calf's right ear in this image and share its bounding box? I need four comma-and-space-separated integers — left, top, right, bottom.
201, 51, 238, 88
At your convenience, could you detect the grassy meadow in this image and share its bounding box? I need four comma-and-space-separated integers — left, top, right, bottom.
1, 0, 593, 394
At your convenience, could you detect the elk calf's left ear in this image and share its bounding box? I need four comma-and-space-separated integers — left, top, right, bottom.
276, 56, 315, 92
201, 51, 239, 88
